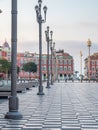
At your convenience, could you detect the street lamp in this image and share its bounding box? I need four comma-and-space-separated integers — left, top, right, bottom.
5, 0, 22, 119
80, 51, 83, 82
45, 26, 52, 88
53, 49, 57, 82
35, 0, 47, 95
87, 38, 92, 82
50, 35, 55, 85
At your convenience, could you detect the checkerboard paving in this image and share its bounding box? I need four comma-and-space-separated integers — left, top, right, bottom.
0, 82, 98, 130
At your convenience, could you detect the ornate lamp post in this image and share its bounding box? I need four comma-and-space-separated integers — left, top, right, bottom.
5, 0, 22, 119
35, 0, 47, 95
45, 26, 53, 88
87, 38, 92, 82
80, 51, 83, 82
50, 38, 55, 85
53, 49, 57, 82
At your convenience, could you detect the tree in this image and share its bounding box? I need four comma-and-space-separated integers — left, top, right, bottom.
0, 59, 10, 79
22, 62, 37, 79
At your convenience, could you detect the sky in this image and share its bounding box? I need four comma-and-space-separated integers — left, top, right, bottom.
0, 0, 98, 74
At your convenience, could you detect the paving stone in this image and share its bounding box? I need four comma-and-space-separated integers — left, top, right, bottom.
62, 126, 81, 130
45, 119, 61, 122
28, 118, 44, 121
25, 123, 42, 127
62, 120, 79, 124
4, 124, 24, 128
44, 122, 61, 125
0, 126, 3, 129
43, 128, 61, 130
79, 119, 96, 123
46, 117, 61, 120
1, 128, 22, 130
82, 128, 98, 130
43, 124, 61, 128
81, 124, 98, 128
80, 122, 98, 125
62, 115, 77, 119
0, 121, 8, 124
23, 126, 42, 130
78, 115, 94, 120
62, 124, 80, 127
7, 120, 27, 125
27, 121, 43, 124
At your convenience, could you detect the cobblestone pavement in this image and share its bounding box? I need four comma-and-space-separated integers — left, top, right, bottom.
0, 82, 98, 130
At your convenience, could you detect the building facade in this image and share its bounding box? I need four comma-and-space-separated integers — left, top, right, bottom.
0, 41, 74, 81
17, 51, 38, 78
0, 41, 11, 61
17, 50, 74, 81
56, 50, 74, 80
84, 53, 98, 80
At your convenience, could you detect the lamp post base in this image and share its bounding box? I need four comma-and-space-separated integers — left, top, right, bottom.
37, 91, 45, 95
5, 96, 22, 119
5, 111, 22, 120
46, 86, 51, 88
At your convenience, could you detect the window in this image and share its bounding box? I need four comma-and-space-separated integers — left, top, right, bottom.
59, 66, 63, 71
92, 67, 95, 71
68, 60, 71, 65
68, 66, 71, 71
59, 60, 63, 65
42, 66, 46, 71
64, 67, 67, 71
92, 61, 95, 65
64, 60, 67, 65
92, 73, 95, 76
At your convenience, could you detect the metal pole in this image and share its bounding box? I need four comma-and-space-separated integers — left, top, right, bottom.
87, 39, 91, 83
52, 51, 54, 83
37, 17, 44, 95
80, 51, 82, 82
88, 46, 90, 82
81, 55, 82, 82
51, 47, 53, 85
5, 0, 22, 119
46, 34, 50, 88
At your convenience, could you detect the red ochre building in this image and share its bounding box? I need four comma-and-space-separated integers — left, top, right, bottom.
56, 50, 74, 80
0, 40, 11, 61
0, 41, 74, 80
84, 53, 98, 80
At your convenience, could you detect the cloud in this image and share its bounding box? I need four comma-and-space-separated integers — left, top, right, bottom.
79, 22, 98, 28
18, 39, 98, 52
17, 41, 39, 53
